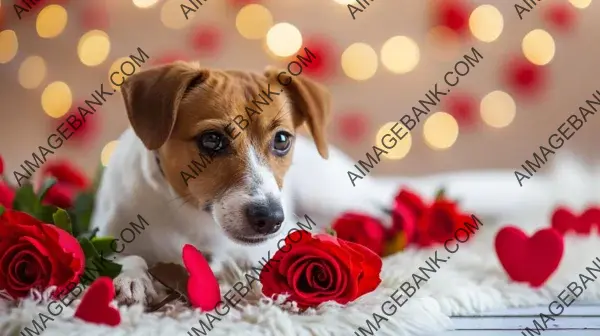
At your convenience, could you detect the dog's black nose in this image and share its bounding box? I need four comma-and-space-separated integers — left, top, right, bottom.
246, 202, 284, 235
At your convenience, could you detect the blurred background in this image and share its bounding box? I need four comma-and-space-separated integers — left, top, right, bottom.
0, 0, 598, 180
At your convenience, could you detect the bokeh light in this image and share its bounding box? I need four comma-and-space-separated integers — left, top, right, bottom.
376, 122, 412, 160
42, 82, 72, 118
569, 0, 592, 8
108, 57, 131, 91
342, 43, 378, 81
423, 112, 459, 150
133, 0, 159, 8
236, 4, 273, 40
522, 29, 555, 66
480, 91, 516, 128
18, 56, 46, 89
0, 30, 18, 64
380, 36, 420, 74
101, 140, 120, 166
36, 5, 68, 38
266, 23, 302, 57
161, 0, 194, 29
78, 30, 111, 67
469, 5, 503, 42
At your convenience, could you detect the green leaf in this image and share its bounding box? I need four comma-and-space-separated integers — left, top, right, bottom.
73, 192, 95, 233
37, 178, 57, 201
35, 205, 59, 224
78, 237, 101, 259
0, 205, 4, 217
98, 259, 122, 279
52, 209, 72, 235
91, 236, 116, 257
81, 258, 101, 286
325, 227, 337, 237
12, 184, 39, 214
434, 187, 447, 201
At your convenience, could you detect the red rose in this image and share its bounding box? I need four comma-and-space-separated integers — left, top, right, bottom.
0, 154, 4, 175
331, 212, 386, 256
0, 209, 85, 299
260, 231, 382, 309
0, 182, 15, 208
40, 161, 90, 209
414, 199, 463, 247
390, 189, 425, 244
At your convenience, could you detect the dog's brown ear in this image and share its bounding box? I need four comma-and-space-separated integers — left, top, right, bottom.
121, 61, 209, 150
264, 67, 331, 159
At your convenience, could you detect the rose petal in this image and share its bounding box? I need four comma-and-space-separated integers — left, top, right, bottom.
42, 183, 76, 209
339, 239, 382, 296
0, 182, 15, 208
41, 161, 90, 189
1, 245, 51, 297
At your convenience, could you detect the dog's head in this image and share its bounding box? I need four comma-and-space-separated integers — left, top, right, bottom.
120, 61, 330, 245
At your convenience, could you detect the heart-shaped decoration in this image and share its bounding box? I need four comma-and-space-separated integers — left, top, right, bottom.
551, 206, 600, 235
74, 277, 121, 326
495, 226, 564, 287
182, 244, 220, 311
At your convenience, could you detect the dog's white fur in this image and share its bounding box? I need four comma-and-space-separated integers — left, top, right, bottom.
92, 126, 559, 305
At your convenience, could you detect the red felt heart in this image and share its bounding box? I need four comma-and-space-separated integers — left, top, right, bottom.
182, 244, 220, 311
74, 277, 120, 326
495, 226, 564, 287
551, 206, 600, 235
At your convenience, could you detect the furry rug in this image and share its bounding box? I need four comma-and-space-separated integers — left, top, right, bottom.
3, 217, 600, 336
3, 157, 600, 336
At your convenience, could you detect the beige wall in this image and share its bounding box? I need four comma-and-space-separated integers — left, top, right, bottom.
1, 0, 599, 181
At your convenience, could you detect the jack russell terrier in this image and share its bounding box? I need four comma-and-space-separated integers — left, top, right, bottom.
91, 61, 561, 306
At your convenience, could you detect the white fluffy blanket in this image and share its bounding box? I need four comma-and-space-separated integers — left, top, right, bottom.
2, 157, 600, 336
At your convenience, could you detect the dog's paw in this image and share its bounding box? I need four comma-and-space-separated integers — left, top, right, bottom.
113, 255, 158, 306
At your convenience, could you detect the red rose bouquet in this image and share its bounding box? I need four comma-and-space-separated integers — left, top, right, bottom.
0, 155, 122, 300
331, 187, 471, 257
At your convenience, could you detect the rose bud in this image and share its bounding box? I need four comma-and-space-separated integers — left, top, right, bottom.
414, 199, 462, 247
332, 212, 386, 256
0, 182, 15, 209
39, 161, 90, 209
389, 189, 424, 244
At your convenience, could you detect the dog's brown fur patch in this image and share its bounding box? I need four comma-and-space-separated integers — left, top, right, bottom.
121, 62, 331, 208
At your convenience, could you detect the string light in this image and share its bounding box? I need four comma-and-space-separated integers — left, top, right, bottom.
380, 36, 420, 74
18, 56, 46, 89
236, 4, 273, 40
569, 0, 592, 8
36, 5, 68, 38
266, 23, 302, 57
161, 0, 194, 29
342, 43, 378, 81
480, 91, 516, 128
41, 82, 72, 118
375, 122, 412, 160
133, 0, 159, 8
423, 112, 459, 150
522, 29, 555, 66
0, 30, 18, 64
78, 30, 111, 67
108, 57, 131, 91
101, 140, 120, 166
469, 5, 503, 43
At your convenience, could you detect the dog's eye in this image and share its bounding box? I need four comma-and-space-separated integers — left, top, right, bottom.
197, 131, 229, 155
272, 131, 292, 156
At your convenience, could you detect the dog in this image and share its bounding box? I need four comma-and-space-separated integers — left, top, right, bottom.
91, 61, 561, 305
